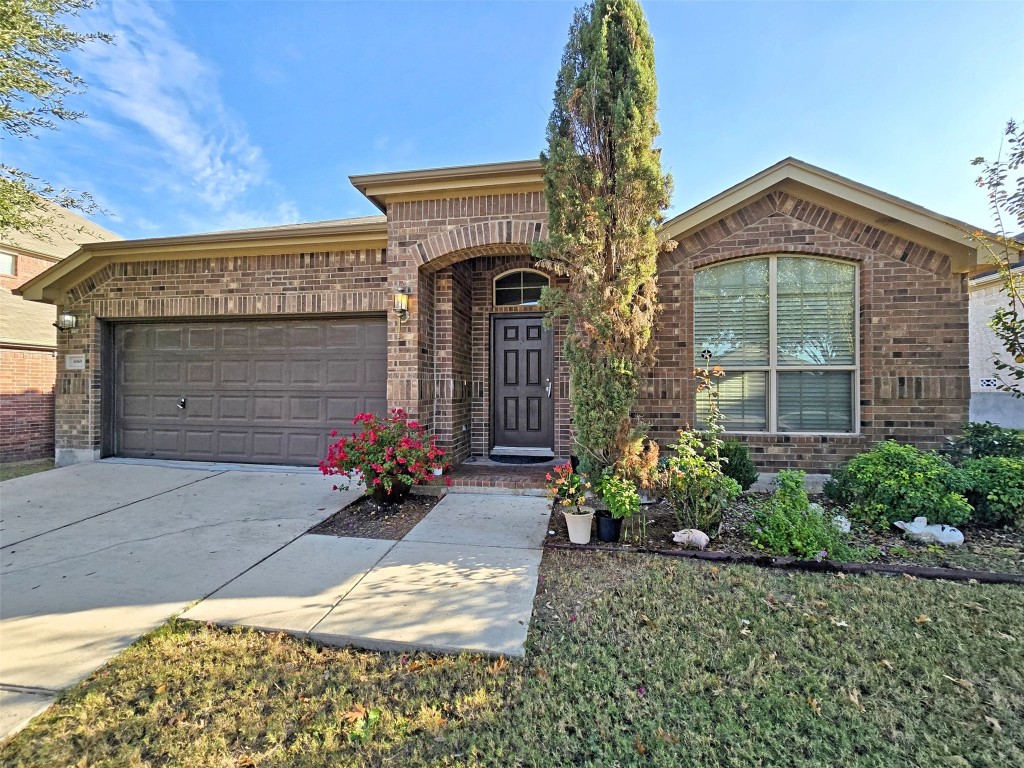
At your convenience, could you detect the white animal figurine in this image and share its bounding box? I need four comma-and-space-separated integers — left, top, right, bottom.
893, 517, 964, 547
833, 514, 852, 533
672, 529, 710, 550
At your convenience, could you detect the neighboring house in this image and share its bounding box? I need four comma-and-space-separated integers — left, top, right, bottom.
968, 261, 1024, 428
18, 158, 1008, 471
1, 206, 121, 462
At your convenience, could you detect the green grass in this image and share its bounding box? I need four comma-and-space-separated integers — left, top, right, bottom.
0, 458, 53, 482
2, 552, 1022, 767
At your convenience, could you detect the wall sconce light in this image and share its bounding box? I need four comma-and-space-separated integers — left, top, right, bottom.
54, 311, 78, 333
393, 287, 411, 324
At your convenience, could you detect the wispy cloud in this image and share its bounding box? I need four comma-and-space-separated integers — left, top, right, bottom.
67, 0, 297, 234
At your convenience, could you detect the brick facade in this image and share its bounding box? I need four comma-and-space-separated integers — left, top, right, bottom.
0, 347, 56, 461
0, 252, 57, 291
46, 184, 971, 473
647, 190, 969, 470
53, 250, 388, 463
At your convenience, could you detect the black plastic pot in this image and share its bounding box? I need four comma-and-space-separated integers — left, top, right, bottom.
569, 455, 580, 472
595, 511, 623, 543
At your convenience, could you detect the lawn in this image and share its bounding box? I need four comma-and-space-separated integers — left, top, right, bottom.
2, 551, 1022, 767
0, 458, 53, 482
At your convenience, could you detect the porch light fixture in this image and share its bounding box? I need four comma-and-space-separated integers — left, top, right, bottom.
53, 311, 78, 334
393, 287, 411, 324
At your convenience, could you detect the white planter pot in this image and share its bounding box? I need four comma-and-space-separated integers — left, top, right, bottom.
432, 467, 444, 477
563, 506, 595, 545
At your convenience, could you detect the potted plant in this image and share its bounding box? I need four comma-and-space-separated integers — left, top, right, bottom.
594, 469, 640, 543
546, 461, 594, 544
320, 409, 450, 503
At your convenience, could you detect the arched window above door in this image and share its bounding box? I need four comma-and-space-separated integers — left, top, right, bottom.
493, 269, 550, 306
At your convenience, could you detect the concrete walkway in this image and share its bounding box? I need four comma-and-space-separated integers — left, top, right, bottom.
182, 493, 552, 657
0, 461, 354, 741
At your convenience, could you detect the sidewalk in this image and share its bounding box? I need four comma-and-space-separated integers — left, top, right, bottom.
181, 493, 552, 657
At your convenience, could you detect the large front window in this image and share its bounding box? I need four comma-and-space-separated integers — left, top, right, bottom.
695, 256, 857, 433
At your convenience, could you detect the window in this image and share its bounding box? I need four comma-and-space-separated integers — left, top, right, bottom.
695, 255, 857, 433
494, 269, 549, 306
0, 251, 15, 276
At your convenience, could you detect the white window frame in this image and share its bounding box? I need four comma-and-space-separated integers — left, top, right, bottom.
0, 250, 16, 277
492, 268, 550, 307
695, 254, 860, 436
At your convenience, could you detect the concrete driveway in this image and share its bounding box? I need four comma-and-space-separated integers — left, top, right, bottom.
0, 460, 352, 741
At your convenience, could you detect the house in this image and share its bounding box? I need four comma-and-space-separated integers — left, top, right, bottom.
17, 158, 1006, 471
968, 261, 1024, 428
1, 206, 120, 463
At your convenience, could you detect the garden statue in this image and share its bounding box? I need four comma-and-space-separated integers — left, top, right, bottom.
893, 517, 964, 547
672, 529, 710, 550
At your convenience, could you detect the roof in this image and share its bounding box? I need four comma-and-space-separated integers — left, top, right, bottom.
660, 157, 1006, 274
18, 214, 389, 304
0, 201, 121, 261
0, 288, 56, 348
350, 159, 543, 211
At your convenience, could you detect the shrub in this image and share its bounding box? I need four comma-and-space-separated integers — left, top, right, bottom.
719, 440, 759, 491
662, 430, 741, 534
595, 470, 640, 520
823, 441, 971, 530
943, 421, 1024, 464
960, 456, 1024, 528
749, 470, 855, 561
320, 410, 448, 501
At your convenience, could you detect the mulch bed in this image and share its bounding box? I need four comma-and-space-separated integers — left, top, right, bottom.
546, 492, 1024, 577
308, 493, 443, 540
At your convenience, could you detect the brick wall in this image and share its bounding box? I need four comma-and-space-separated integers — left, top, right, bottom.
0, 347, 56, 461
54, 249, 388, 461
0, 252, 56, 291
647, 190, 969, 471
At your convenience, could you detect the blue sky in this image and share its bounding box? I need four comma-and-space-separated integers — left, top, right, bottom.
7, 0, 1023, 240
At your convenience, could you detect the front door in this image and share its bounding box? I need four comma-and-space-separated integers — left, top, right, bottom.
492, 315, 554, 454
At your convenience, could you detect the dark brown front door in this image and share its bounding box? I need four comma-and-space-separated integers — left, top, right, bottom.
492, 315, 554, 454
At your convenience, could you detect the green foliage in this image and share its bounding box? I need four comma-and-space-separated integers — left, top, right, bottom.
943, 421, 1024, 464
749, 470, 855, 561
719, 440, 759, 491
824, 441, 971, 530
595, 469, 640, 520
971, 119, 1024, 397
960, 457, 1024, 528
535, 0, 671, 469
663, 430, 741, 533
1, 0, 112, 233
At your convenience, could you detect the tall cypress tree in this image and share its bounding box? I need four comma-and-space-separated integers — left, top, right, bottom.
535, 0, 672, 472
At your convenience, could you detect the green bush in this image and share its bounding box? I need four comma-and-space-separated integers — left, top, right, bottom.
749, 470, 855, 561
943, 421, 1024, 464
662, 430, 741, 534
960, 456, 1024, 528
595, 470, 640, 520
823, 441, 971, 530
719, 440, 759, 491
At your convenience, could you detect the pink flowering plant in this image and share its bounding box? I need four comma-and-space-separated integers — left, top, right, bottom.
320, 409, 449, 501
545, 461, 591, 513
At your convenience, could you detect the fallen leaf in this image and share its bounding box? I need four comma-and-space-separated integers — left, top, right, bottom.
984, 716, 1001, 733
634, 734, 647, 755
847, 688, 865, 712
807, 697, 821, 716
657, 727, 679, 745
942, 674, 973, 691
342, 704, 368, 724
830, 618, 849, 628
639, 613, 656, 628
488, 657, 508, 677
154, 683, 167, 696
879, 659, 895, 671
915, 614, 932, 624
534, 666, 548, 681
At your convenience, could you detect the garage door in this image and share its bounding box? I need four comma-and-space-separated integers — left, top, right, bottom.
114, 318, 387, 465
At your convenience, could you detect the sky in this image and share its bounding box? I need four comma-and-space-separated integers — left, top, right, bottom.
6, 0, 1023, 240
